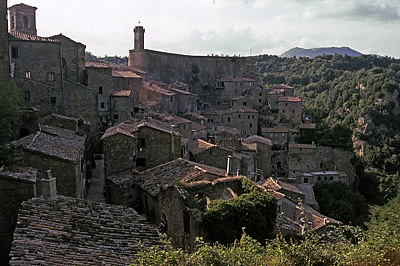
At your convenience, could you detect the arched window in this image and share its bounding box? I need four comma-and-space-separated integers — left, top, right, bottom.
23, 16, 29, 28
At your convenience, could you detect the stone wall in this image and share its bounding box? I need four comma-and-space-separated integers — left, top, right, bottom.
63, 79, 98, 125
129, 49, 249, 106
103, 134, 136, 176
0, 173, 36, 266
134, 126, 181, 171
0, 0, 9, 81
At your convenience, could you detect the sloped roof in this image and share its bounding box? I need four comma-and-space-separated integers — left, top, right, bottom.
11, 126, 86, 163
242, 135, 272, 146
85, 61, 113, 68
0, 167, 37, 184
9, 3, 37, 10
271, 84, 295, 90
278, 96, 302, 102
9, 31, 59, 43
139, 158, 227, 197
261, 126, 299, 134
112, 90, 132, 97
189, 139, 214, 155
112, 70, 141, 78
9, 196, 161, 265
257, 177, 305, 197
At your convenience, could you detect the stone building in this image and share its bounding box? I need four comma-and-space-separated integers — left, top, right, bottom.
0, 167, 37, 266
241, 135, 273, 180
277, 96, 302, 125
140, 80, 178, 114
168, 82, 198, 114
216, 76, 259, 104
10, 126, 87, 198
101, 120, 182, 174
203, 107, 258, 137
9, 181, 161, 265
261, 125, 299, 149
230, 96, 254, 109
51, 34, 86, 84
0, 0, 9, 81
8, 3, 37, 36
9, 31, 61, 116
111, 90, 134, 123
112, 69, 143, 107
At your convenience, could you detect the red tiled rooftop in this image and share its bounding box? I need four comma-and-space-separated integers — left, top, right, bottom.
85, 61, 113, 68
112, 90, 132, 97
9, 31, 59, 43
112, 70, 141, 78
278, 96, 302, 102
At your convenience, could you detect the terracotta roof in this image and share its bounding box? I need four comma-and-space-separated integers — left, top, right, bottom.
112, 70, 141, 78
11, 126, 86, 163
262, 126, 299, 134
100, 124, 135, 140
268, 88, 285, 95
112, 90, 132, 97
185, 112, 206, 120
191, 122, 206, 131
278, 96, 302, 102
296, 203, 342, 231
9, 196, 161, 265
203, 107, 258, 116
139, 159, 227, 197
142, 81, 175, 96
257, 177, 305, 196
9, 31, 59, 43
85, 61, 113, 68
242, 135, 272, 146
0, 167, 37, 184
189, 139, 214, 155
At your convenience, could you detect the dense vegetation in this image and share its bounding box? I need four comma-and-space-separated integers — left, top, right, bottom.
201, 178, 277, 244
0, 81, 21, 166
131, 194, 400, 266
252, 54, 400, 176
85, 51, 128, 67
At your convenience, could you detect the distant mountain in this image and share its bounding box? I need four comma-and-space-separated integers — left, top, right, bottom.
281, 47, 362, 58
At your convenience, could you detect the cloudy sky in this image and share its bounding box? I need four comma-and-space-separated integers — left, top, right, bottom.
7, 0, 400, 58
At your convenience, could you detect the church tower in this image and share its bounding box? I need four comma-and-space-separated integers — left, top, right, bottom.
134, 25, 145, 50
9, 3, 37, 36
0, 0, 9, 80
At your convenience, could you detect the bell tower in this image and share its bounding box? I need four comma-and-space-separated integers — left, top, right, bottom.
8, 3, 37, 36
134, 25, 145, 50
0, 0, 9, 80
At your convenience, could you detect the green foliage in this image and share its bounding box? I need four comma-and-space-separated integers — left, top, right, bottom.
202, 182, 277, 244
0, 80, 21, 166
85, 51, 128, 67
314, 181, 369, 226
131, 228, 399, 266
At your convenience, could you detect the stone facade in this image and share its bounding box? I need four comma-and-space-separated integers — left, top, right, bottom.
0, 167, 36, 266
8, 3, 37, 36
168, 82, 198, 114
10, 126, 87, 198
0, 0, 9, 81
203, 107, 259, 137
9, 33, 61, 116
261, 125, 299, 149
277, 96, 302, 125
51, 34, 86, 84
242, 135, 273, 180
216, 76, 259, 104
112, 69, 143, 107
140, 81, 178, 114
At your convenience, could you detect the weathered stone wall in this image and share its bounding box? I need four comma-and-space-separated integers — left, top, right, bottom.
134, 127, 181, 171
0, 0, 9, 81
20, 151, 82, 197
63, 79, 98, 125
9, 39, 62, 116
129, 49, 248, 106
103, 134, 136, 176
281, 199, 296, 220
0, 177, 36, 266
195, 145, 231, 170
111, 95, 134, 123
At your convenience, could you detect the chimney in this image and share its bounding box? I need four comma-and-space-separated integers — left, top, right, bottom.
226, 155, 232, 175
41, 170, 57, 198
76, 117, 84, 136
170, 125, 177, 160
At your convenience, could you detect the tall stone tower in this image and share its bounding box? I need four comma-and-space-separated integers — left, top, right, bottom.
0, 0, 9, 80
134, 25, 145, 50
9, 3, 37, 36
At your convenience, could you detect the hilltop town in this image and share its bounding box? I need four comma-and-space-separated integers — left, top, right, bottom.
0, 2, 390, 266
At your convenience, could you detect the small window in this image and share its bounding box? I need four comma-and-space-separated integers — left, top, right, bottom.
99, 86, 103, 94
259, 99, 262, 103
292, 110, 295, 113
24, 91, 30, 100
23, 16, 28, 28
238, 114, 241, 118
243, 102, 247, 106
304, 177, 309, 184
100, 102, 105, 108
51, 97, 56, 104
285, 103, 288, 106
137, 138, 145, 148
11, 47, 18, 58
330, 176, 334, 181
249, 123, 252, 128
113, 113, 119, 120
228, 117, 230, 122
25, 71, 31, 79
136, 158, 146, 167
48, 72, 55, 82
